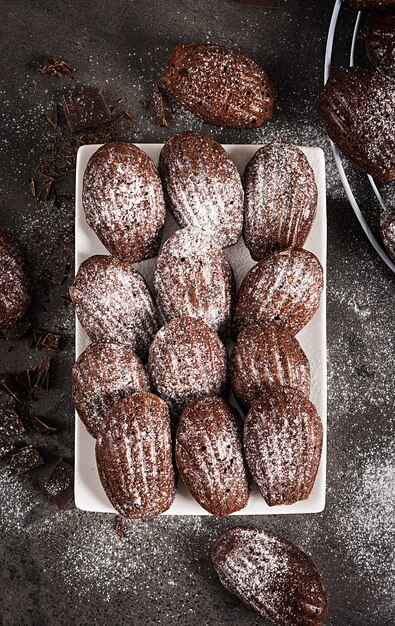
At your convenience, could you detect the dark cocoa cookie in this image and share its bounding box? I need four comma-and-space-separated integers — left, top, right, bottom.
321, 66, 395, 181
366, 12, 395, 81
83, 142, 166, 262
244, 387, 323, 506
243, 143, 317, 260
148, 316, 227, 417
212, 526, 328, 626
163, 44, 274, 128
154, 227, 235, 338
0, 228, 31, 328
344, 0, 395, 8
233, 248, 324, 336
159, 132, 243, 247
230, 323, 310, 411
175, 396, 250, 516
96, 392, 175, 519
72, 341, 150, 438
380, 211, 395, 261
69, 255, 158, 361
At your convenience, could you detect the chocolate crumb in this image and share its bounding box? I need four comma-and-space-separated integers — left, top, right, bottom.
153, 86, 172, 127
42, 458, 74, 508
115, 515, 126, 540
0, 402, 26, 436
9, 447, 44, 475
31, 416, 57, 435
37, 56, 73, 78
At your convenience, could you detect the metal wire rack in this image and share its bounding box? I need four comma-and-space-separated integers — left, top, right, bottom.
324, 0, 395, 273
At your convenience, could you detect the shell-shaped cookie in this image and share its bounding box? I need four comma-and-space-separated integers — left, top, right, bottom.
148, 316, 227, 418
380, 211, 395, 262
212, 526, 328, 626
163, 44, 274, 129
154, 227, 235, 338
83, 142, 166, 262
243, 143, 317, 260
243, 387, 323, 506
69, 255, 158, 361
320, 67, 395, 181
175, 397, 250, 516
159, 132, 244, 247
96, 392, 176, 519
0, 228, 31, 328
230, 323, 310, 411
366, 12, 395, 81
233, 248, 324, 336
72, 341, 150, 438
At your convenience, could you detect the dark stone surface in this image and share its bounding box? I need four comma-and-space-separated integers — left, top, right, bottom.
0, 1, 394, 625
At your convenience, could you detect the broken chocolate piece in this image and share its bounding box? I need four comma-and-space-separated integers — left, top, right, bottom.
9, 447, 44, 475
0, 402, 26, 436
42, 458, 74, 508
31, 416, 57, 435
60, 88, 112, 133
37, 56, 73, 78
0, 374, 28, 402
153, 86, 172, 127
28, 329, 61, 352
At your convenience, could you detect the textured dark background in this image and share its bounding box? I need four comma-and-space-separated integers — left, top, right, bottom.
1, 1, 394, 625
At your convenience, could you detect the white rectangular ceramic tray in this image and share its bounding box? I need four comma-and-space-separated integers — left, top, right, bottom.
75, 142, 327, 515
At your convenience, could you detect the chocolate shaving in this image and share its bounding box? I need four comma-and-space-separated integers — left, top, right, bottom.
36, 180, 52, 202
37, 56, 73, 78
0, 402, 26, 436
153, 86, 172, 127
15, 355, 51, 398
115, 515, 126, 539
31, 415, 57, 435
28, 329, 61, 352
0, 374, 28, 402
42, 458, 74, 508
30, 178, 36, 197
122, 110, 137, 123
9, 446, 44, 475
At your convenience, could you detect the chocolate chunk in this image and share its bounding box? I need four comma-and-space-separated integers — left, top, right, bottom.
0, 402, 26, 436
42, 458, 74, 508
9, 447, 44, 475
153, 86, 172, 127
60, 89, 112, 133
31, 416, 57, 435
37, 56, 73, 78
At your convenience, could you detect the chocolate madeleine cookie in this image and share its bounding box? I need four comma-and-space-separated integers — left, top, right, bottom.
233, 248, 324, 336
163, 44, 274, 128
148, 316, 227, 417
212, 526, 328, 626
154, 227, 235, 337
345, 0, 395, 8
366, 12, 395, 81
244, 387, 323, 506
159, 132, 243, 247
243, 143, 317, 260
72, 341, 150, 438
176, 397, 249, 516
0, 228, 31, 328
380, 211, 395, 261
230, 323, 310, 411
69, 255, 158, 361
83, 142, 166, 262
96, 392, 175, 519
321, 67, 395, 181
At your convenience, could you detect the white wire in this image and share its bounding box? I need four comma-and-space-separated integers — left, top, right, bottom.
324, 1, 395, 273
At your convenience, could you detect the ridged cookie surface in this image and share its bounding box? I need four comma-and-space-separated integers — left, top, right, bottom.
148, 316, 227, 417
0, 228, 31, 328
243, 387, 323, 506
243, 143, 317, 260
230, 323, 310, 411
321, 67, 395, 181
83, 142, 166, 262
96, 392, 175, 519
176, 397, 249, 516
233, 248, 324, 336
163, 44, 274, 128
366, 12, 395, 81
159, 132, 243, 247
212, 526, 328, 626
154, 227, 235, 338
69, 255, 158, 360
72, 341, 150, 438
